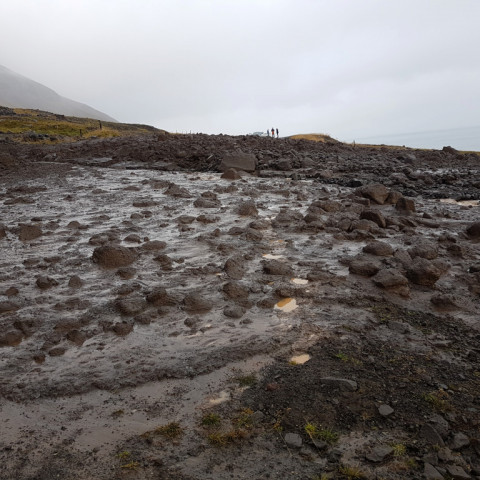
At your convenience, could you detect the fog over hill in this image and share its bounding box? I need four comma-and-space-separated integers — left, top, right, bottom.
0, 65, 116, 122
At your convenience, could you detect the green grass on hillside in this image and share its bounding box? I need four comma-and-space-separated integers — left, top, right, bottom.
0, 107, 165, 143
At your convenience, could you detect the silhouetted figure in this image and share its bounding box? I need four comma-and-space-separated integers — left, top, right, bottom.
271, 128, 275, 137
276, 128, 279, 138
267, 129, 270, 137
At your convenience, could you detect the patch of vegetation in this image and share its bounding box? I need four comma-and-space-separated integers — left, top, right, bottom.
338, 465, 367, 479
116, 450, 131, 459
207, 429, 247, 446
142, 421, 184, 439
335, 352, 363, 366
120, 461, 140, 470
201, 413, 222, 427
234, 373, 257, 387
391, 443, 407, 457
234, 408, 254, 429
289, 133, 338, 143
304, 423, 339, 445
422, 390, 452, 412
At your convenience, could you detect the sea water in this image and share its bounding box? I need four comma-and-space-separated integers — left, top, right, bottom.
354, 125, 480, 152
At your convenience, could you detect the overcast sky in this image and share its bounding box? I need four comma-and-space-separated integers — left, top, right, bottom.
1, 0, 479, 141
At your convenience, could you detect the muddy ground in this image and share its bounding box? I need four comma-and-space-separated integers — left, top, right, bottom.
0, 133, 479, 479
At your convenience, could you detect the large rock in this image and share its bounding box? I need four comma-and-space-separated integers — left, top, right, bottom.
146, 287, 177, 306
262, 260, 293, 276
372, 269, 409, 289
349, 259, 381, 277
407, 258, 442, 287
92, 245, 138, 268
357, 184, 390, 204
17, 224, 42, 242
466, 222, 480, 239
224, 256, 246, 280
219, 152, 256, 172
363, 241, 394, 256
360, 210, 387, 228
183, 293, 213, 313
396, 196, 416, 213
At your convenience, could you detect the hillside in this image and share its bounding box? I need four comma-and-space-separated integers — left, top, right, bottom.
0, 106, 165, 143
0, 64, 116, 122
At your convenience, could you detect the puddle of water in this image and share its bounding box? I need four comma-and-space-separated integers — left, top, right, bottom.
290, 353, 311, 364
208, 390, 230, 405
440, 199, 479, 206
291, 278, 308, 285
274, 298, 298, 312
262, 254, 284, 259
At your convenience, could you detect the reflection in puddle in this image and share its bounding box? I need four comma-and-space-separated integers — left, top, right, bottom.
263, 254, 284, 259
209, 390, 230, 405
440, 199, 479, 206
291, 278, 308, 285
274, 298, 298, 312
290, 354, 311, 364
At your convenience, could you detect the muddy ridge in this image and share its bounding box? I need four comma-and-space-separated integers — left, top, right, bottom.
0, 134, 479, 479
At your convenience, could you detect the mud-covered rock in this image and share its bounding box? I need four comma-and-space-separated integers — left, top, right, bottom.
68, 275, 84, 288
17, 223, 42, 241
363, 241, 394, 256
92, 245, 138, 268
360, 209, 387, 228
349, 259, 381, 277
0, 301, 19, 314
224, 256, 246, 280
0, 330, 23, 347
466, 222, 480, 239
36, 276, 59, 290
183, 293, 213, 313
407, 258, 442, 286
262, 259, 293, 276
237, 200, 258, 216
146, 287, 177, 306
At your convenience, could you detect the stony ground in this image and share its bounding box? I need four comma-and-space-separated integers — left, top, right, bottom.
0, 133, 479, 479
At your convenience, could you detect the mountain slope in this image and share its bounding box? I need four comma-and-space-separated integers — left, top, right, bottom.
0, 65, 117, 122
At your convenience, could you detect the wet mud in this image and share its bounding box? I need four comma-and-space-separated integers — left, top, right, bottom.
0, 134, 479, 479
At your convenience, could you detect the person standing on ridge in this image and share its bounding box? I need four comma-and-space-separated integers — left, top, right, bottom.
276, 128, 279, 138
267, 129, 270, 137
271, 128, 275, 137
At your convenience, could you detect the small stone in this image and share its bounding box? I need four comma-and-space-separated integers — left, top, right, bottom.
36, 276, 59, 290
284, 433, 302, 449
450, 432, 470, 450
365, 445, 393, 463
0, 301, 19, 314
378, 404, 394, 416
68, 275, 84, 288
320, 377, 358, 392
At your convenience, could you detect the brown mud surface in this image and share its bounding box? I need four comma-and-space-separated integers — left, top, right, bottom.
1, 133, 479, 479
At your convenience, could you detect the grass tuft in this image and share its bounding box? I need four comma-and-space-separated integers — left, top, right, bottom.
305, 423, 339, 445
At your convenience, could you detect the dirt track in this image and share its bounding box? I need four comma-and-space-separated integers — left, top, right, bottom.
1, 134, 479, 479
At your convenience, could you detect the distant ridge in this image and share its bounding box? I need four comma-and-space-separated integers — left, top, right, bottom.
0, 65, 116, 122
